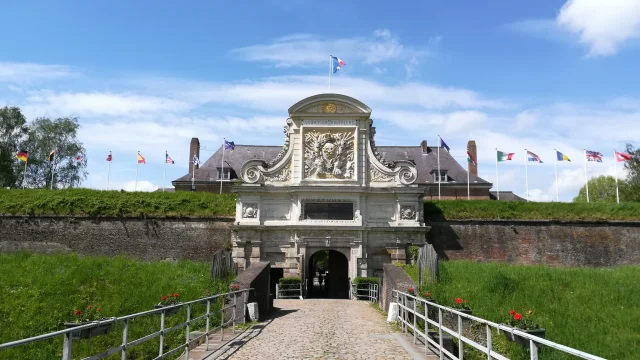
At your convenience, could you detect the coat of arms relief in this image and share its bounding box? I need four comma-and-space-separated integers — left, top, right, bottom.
304, 130, 355, 179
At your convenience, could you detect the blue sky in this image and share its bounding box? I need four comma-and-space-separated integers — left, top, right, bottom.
1, 0, 639, 201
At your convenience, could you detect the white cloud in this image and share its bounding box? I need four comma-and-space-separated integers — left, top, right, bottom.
0, 62, 76, 84
513, 110, 538, 130
228, 29, 433, 67
121, 180, 158, 192
557, 0, 640, 56
22, 91, 191, 118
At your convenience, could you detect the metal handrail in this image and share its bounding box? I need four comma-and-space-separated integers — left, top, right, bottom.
392, 290, 607, 360
350, 282, 379, 302
276, 283, 303, 299
0, 289, 253, 360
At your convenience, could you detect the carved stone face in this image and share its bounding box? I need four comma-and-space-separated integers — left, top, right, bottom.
322, 142, 336, 160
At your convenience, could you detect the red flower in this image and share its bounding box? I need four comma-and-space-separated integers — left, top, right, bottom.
425, 291, 431, 297
167, 294, 173, 297
96, 308, 101, 312
514, 313, 523, 321
87, 305, 93, 309
464, 299, 468, 303
455, 297, 462, 304
528, 310, 533, 315
509, 310, 515, 315
174, 293, 179, 297
74, 310, 81, 315
408, 286, 414, 292
161, 296, 167, 301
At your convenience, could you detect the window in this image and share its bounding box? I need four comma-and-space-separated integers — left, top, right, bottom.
432, 170, 448, 183
303, 202, 353, 220
217, 167, 231, 180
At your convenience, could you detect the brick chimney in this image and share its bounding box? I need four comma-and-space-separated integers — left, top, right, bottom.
420, 140, 428, 154
189, 137, 200, 174
467, 140, 478, 176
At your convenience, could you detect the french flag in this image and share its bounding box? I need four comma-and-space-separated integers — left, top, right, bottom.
331, 56, 346, 73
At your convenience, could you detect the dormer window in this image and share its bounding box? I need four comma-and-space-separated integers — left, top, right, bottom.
431, 170, 448, 183
217, 167, 231, 180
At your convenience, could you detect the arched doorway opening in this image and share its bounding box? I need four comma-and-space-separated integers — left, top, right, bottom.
307, 249, 349, 299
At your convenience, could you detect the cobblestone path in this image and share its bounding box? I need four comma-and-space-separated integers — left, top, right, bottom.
227, 299, 414, 359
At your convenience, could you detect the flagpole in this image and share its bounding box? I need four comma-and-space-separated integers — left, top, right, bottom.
524, 149, 529, 202
107, 152, 111, 191
191, 152, 195, 191
437, 135, 441, 200
163, 151, 167, 193
584, 149, 589, 203
329, 55, 332, 92
22, 156, 28, 189
495, 148, 500, 200
135, 151, 139, 192
50, 162, 55, 190
614, 150, 619, 203
554, 149, 559, 202
467, 153, 470, 200
220, 140, 225, 194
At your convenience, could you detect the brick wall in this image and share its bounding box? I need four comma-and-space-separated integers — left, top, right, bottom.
0, 216, 233, 262
428, 220, 640, 267
381, 263, 417, 312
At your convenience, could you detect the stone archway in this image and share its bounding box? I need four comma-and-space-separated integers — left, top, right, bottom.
307, 249, 350, 299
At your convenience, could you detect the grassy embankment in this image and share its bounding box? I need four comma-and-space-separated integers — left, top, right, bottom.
0, 253, 233, 360
0, 188, 236, 217
400, 261, 640, 360
2, 189, 640, 221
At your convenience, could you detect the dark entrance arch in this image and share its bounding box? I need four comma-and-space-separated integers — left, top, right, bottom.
307, 249, 349, 299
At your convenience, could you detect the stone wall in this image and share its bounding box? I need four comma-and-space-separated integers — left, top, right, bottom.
230, 261, 272, 323
0, 216, 233, 262
381, 263, 416, 312
427, 220, 640, 267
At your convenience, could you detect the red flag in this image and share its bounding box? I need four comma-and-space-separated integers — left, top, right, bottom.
615, 151, 632, 162
106, 152, 112, 162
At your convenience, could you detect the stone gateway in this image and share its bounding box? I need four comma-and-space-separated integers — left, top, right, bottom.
231, 94, 427, 297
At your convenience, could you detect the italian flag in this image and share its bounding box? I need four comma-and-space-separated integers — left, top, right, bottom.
497, 150, 514, 162
466, 149, 477, 165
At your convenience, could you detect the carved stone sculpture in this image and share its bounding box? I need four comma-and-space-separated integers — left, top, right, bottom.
400, 205, 416, 220
242, 204, 258, 218
304, 130, 355, 179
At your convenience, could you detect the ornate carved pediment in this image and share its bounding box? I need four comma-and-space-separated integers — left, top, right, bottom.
298, 102, 361, 114
288, 94, 372, 115
241, 119, 293, 184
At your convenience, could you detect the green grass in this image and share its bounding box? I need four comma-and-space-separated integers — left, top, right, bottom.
3, 189, 640, 221
0, 253, 234, 360
400, 261, 640, 359
0, 188, 235, 217
425, 200, 640, 221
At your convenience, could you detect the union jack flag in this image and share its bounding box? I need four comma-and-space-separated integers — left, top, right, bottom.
585, 150, 603, 162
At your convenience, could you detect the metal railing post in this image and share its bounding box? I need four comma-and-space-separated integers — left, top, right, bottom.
486, 324, 492, 359
121, 319, 129, 360
220, 297, 225, 341
438, 308, 443, 360
185, 304, 191, 360
413, 297, 417, 344
205, 300, 211, 351
530, 339, 539, 360
62, 332, 72, 360
458, 314, 463, 360
159, 312, 165, 357
275, 284, 279, 299
425, 301, 429, 355
232, 293, 237, 334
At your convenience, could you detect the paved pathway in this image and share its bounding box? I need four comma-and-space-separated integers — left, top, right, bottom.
218, 299, 428, 359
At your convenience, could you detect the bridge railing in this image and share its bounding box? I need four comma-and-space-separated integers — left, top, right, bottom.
350, 282, 379, 302
0, 289, 253, 360
392, 290, 606, 360
276, 283, 303, 299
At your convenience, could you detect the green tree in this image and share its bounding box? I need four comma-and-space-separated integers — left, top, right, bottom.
21, 117, 88, 189
0, 107, 28, 188
622, 143, 640, 202
573, 175, 627, 203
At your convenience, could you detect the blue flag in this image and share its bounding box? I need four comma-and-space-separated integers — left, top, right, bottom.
224, 140, 235, 150
331, 56, 346, 73
440, 137, 450, 152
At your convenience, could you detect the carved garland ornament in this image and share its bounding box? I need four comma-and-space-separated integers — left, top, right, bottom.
242, 203, 258, 218
400, 205, 416, 220
304, 130, 355, 179
369, 168, 394, 182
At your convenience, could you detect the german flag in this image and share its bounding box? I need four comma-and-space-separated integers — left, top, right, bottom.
16, 151, 28, 162
48, 150, 56, 162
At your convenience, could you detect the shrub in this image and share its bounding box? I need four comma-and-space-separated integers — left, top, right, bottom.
279, 277, 301, 285
352, 277, 380, 285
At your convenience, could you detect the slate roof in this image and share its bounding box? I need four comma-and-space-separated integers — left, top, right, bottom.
173, 144, 491, 186
489, 191, 526, 201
